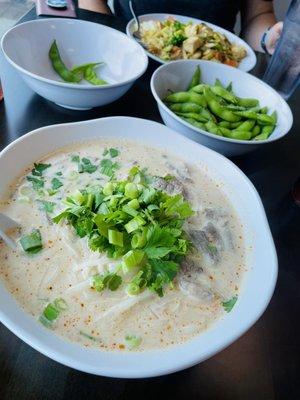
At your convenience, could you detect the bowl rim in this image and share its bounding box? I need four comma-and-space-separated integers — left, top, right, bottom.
150, 59, 293, 145
0, 116, 278, 377
126, 12, 257, 71
1, 18, 149, 90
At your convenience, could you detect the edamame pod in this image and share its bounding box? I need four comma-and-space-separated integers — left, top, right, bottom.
230, 121, 244, 128
205, 121, 223, 136
169, 102, 203, 114
182, 117, 206, 130
204, 89, 241, 122
176, 112, 208, 122
187, 66, 201, 90
226, 82, 233, 92
236, 119, 255, 131
49, 40, 82, 83
83, 66, 107, 85
219, 127, 251, 140
236, 97, 259, 108
215, 78, 224, 88
190, 84, 208, 94
256, 113, 276, 125
210, 85, 237, 104
165, 92, 207, 107
251, 125, 261, 138
219, 121, 231, 128
260, 106, 268, 114
253, 124, 275, 140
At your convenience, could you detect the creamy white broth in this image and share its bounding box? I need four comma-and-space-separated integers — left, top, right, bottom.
0, 139, 245, 351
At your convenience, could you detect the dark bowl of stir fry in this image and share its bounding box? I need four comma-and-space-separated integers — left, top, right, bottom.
151, 59, 293, 156
2, 18, 148, 110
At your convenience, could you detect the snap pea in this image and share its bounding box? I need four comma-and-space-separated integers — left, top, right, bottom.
204, 89, 241, 122
187, 66, 201, 90
235, 119, 255, 131
182, 117, 206, 130
251, 125, 261, 138
210, 85, 237, 104
236, 97, 259, 108
176, 112, 209, 122
49, 40, 81, 83
165, 92, 207, 107
253, 124, 275, 140
169, 102, 203, 114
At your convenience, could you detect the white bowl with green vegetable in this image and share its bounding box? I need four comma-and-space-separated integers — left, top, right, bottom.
1, 18, 148, 110
151, 60, 293, 156
0, 116, 277, 377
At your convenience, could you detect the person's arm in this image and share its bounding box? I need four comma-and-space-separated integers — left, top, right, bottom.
241, 0, 282, 54
78, 0, 111, 14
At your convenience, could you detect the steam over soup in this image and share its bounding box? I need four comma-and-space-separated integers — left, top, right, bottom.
0, 140, 245, 351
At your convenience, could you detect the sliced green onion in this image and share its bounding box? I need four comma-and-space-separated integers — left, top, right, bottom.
127, 198, 140, 209
68, 171, 79, 180
125, 183, 139, 199
20, 229, 43, 254
53, 298, 68, 311
131, 228, 148, 249
108, 229, 124, 247
123, 249, 145, 269
42, 303, 59, 321
122, 205, 139, 217
91, 274, 105, 292
103, 182, 115, 196
125, 334, 142, 349
124, 216, 146, 233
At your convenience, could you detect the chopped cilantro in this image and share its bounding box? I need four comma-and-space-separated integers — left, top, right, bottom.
37, 200, 55, 213
91, 273, 122, 292
31, 163, 51, 177
56, 171, 63, 176
78, 157, 97, 174
51, 177, 63, 190
100, 159, 120, 178
27, 176, 44, 190
71, 155, 80, 163
103, 148, 119, 158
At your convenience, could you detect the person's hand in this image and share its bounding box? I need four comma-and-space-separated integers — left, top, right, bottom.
265, 21, 283, 55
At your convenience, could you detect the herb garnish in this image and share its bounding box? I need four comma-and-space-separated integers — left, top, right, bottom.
103, 148, 119, 158
27, 163, 51, 190
51, 177, 63, 190
53, 166, 194, 296
38, 200, 55, 213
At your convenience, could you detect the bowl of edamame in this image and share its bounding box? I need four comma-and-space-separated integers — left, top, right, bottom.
1, 18, 148, 110
150, 60, 293, 156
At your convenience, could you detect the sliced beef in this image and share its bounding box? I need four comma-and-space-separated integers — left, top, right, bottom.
152, 176, 185, 195
189, 222, 224, 264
